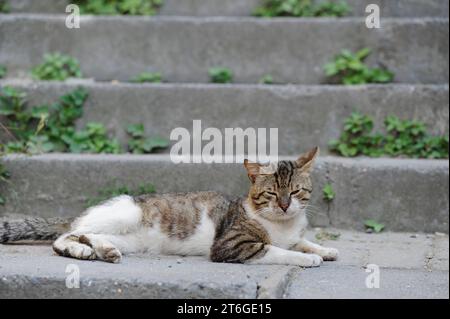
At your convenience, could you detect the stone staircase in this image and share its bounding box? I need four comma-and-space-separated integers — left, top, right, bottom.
0, 0, 449, 234
0, 229, 448, 299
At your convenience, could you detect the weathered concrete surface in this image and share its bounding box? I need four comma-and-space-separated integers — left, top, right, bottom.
0, 245, 277, 298
312, 229, 449, 271
1, 81, 448, 155
285, 265, 449, 299
0, 154, 448, 233
286, 229, 449, 299
2, 0, 67, 14
6, 0, 449, 17
0, 229, 447, 298
0, 16, 448, 84
427, 233, 450, 271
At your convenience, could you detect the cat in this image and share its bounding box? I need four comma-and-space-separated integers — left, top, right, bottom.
1, 147, 338, 267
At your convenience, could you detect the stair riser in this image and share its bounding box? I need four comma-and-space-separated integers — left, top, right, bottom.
1, 82, 448, 155
0, 16, 448, 84
1, 155, 448, 233
7, 0, 450, 17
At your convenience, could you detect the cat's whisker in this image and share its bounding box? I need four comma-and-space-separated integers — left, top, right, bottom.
303, 204, 328, 217
304, 203, 324, 211
304, 203, 323, 210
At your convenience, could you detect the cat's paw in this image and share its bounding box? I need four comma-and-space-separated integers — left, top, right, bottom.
321, 247, 339, 261
300, 254, 323, 267
99, 246, 122, 264
69, 245, 96, 260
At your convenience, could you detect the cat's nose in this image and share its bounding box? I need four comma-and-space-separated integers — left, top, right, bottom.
279, 199, 290, 212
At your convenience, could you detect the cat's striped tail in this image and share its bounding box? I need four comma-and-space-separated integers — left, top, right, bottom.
0, 217, 72, 243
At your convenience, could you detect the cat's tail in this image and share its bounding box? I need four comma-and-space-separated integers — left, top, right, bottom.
0, 217, 72, 243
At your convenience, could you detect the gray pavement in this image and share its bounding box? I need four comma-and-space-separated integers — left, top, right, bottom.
0, 229, 448, 299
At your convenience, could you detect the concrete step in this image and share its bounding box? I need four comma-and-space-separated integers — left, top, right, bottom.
0, 16, 448, 84
6, 0, 450, 17
0, 229, 448, 298
1, 80, 448, 155
0, 154, 448, 233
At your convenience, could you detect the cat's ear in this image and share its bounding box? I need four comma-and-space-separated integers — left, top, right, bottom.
244, 159, 262, 183
295, 147, 319, 173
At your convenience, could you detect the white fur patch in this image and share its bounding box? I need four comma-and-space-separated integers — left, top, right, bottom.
72, 195, 142, 235
161, 209, 215, 256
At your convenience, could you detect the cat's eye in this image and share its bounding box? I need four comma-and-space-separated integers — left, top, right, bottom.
266, 191, 278, 197
290, 190, 300, 195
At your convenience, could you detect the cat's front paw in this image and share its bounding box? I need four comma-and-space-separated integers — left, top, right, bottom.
300, 254, 323, 267
100, 247, 122, 264
321, 247, 339, 261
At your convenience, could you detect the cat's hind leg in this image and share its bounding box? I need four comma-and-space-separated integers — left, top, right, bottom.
75, 232, 150, 263
53, 195, 144, 263
54, 233, 140, 263
53, 233, 122, 263
53, 233, 97, 260
78, 234, 122, 263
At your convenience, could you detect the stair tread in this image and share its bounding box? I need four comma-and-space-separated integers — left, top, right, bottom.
0, 229, 448, 298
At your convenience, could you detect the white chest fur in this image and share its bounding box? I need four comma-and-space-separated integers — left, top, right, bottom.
249, 212, 308, 249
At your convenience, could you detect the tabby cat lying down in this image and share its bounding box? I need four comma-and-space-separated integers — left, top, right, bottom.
51, 147, 338, 266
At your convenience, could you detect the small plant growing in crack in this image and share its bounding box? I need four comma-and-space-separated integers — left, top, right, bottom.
0, 65, 6, 79
254, 0, 350, 17
259, 75, 274, 84
31, 53, 82, 81
315, 230, 341, 242
0, 161, 10, 205
209, 67, 233, 84
0, 0, 10, 13
323, 48, 394, 85
126, 123, 170, 154
329, 112, 449, 159
364, 219, 385, 233
74, 0, 163, 15
0, 86, 124, 154
130, 72, 162, 83
323, 183, 335, 202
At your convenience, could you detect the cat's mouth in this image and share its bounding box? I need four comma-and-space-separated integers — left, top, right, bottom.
275, 199, 305, 214
266, 205, 302, 220
276, 207, 298, 216
249, 200, 304, 221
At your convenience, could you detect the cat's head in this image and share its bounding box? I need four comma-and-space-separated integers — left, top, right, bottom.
244, 147, 319, 221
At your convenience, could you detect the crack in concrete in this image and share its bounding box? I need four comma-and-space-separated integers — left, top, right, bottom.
424, 235, 436, 272
362, 248, 371, 267
256, 266, 299, 299
324, 162, 333, 227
